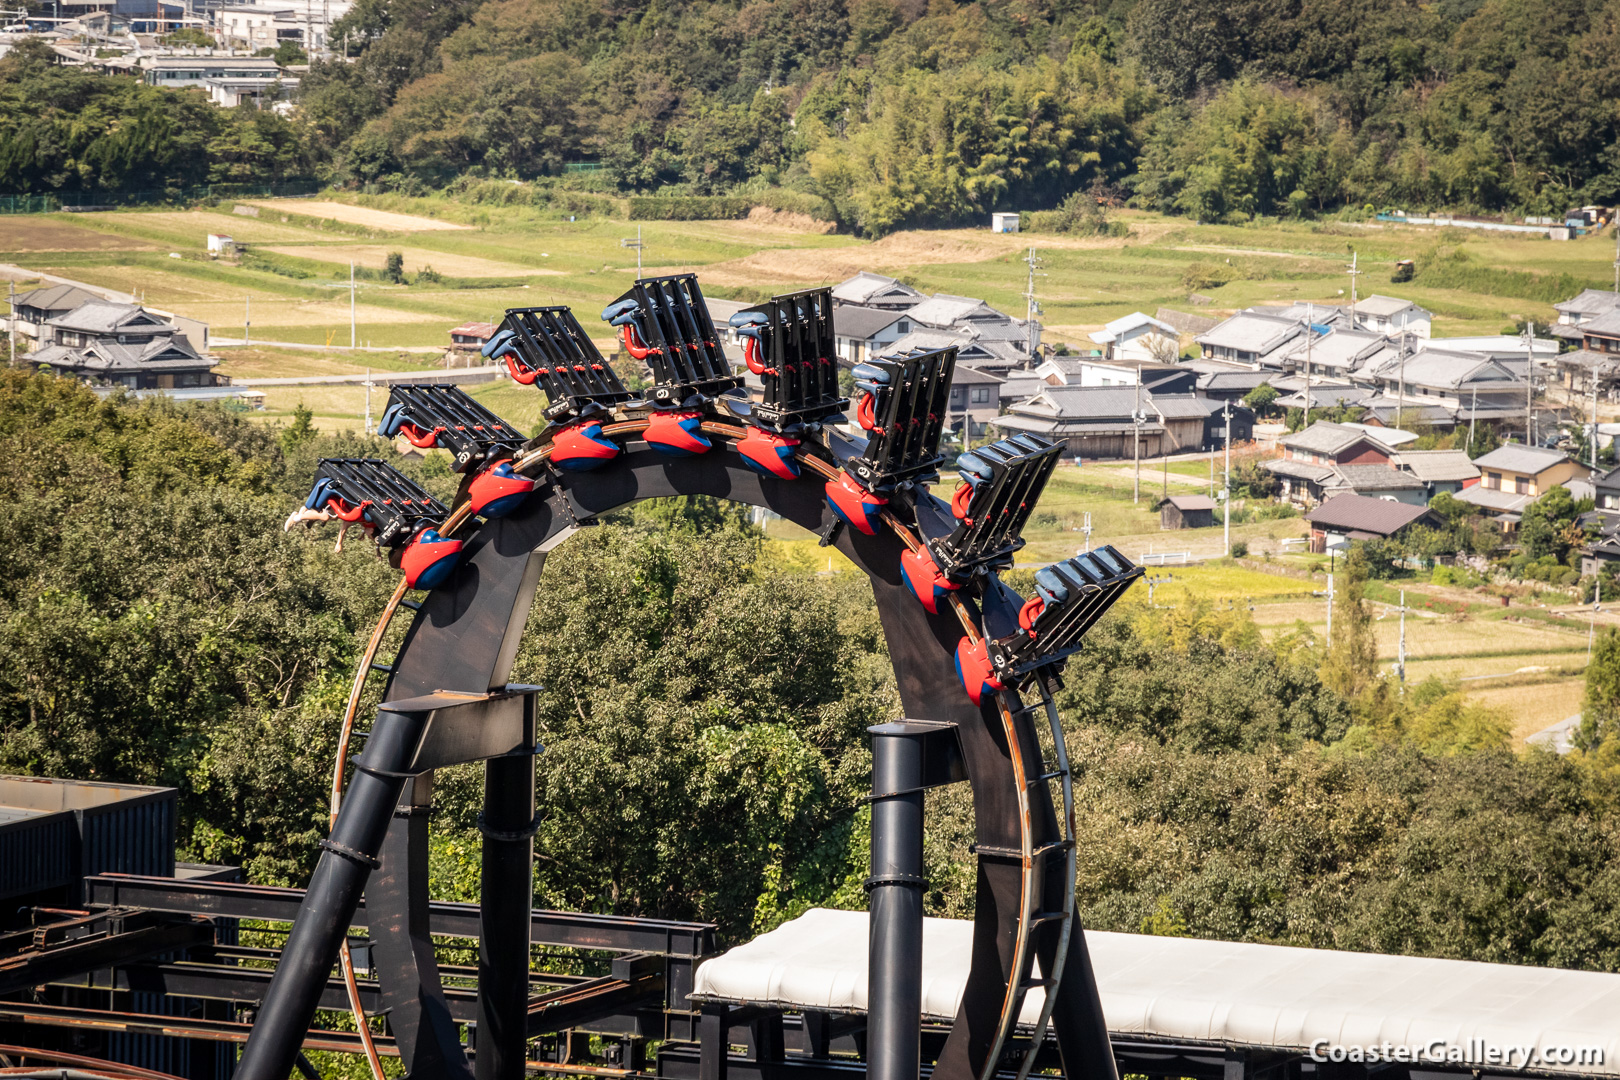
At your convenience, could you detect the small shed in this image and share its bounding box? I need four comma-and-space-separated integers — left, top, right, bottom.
1159, 494, 1217, 530
449, 321, 498, 351
991, 212, 1020, 234
206, 233, 234, 255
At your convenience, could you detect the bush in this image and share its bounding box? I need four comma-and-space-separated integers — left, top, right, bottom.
1231, 540, 1249, 557
628, 195, 753, 220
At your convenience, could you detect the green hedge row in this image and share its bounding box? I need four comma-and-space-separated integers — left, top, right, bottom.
628, 195, 755, 220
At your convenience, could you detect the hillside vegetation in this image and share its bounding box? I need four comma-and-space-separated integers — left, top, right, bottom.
7, 0, 1620, 232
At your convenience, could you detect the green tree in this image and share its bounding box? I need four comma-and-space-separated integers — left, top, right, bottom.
1468, 422, 1502, 460
1321, 546, 1378, 701
1243, 384, 1279, 416
1581, 627, 1620, 752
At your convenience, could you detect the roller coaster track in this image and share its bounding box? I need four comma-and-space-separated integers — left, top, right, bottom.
319, 415, 1099, 1080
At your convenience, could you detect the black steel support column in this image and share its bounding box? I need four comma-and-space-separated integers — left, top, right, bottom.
475, 746, 538, 1080
699, 1005, 730, 1080
237, 707, 431, 1080
370, 773, 470, 1080
867, 722, 928, 1080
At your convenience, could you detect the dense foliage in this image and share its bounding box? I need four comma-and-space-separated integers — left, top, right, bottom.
10, 0, 1620, 230
0, 41, 313, 193
2, 374, 1618, 966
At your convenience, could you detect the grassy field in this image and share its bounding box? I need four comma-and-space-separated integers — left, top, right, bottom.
7, 196, 1617, 364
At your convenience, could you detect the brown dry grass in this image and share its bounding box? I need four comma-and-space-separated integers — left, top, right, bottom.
0, 218, 155, 253
194, 297, 446, 330
261, 244, 554, 278
129, 211, 341, 245
744, 206, 836, 234
238, 200, 473, 232
213, 348, 379, 380
1467, 678, 1588, 743
634, 224, 1182, 288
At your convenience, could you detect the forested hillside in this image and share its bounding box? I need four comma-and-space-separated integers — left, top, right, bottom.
1, 372, 1618, 967
8, 0, 1620, 231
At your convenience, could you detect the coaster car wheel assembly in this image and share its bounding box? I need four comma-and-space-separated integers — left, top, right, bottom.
251, 277, 1140, 1080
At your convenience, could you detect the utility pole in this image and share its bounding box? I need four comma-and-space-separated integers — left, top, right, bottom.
1613, 220, 1618, 295
1080, 512, 1093, 553
1223, 399, 1232, 557
1396, 589, 1407, 686
1593, 364, 1601, 474
1525, 323, 1535, 446
1468, 384, 1479, 454
1325, 570, 1335, 641
6, 279, 14, 367
1022, 246, 1045, 361
349, 262, 356, 350
364, 367, 372, 435
1396, 330, 1408, 431
620, 226, 644, 278
1347, 252, 1362, 325
1303, 303, 1314, 427
1591, 577, 1601, 664
1133, 377, 1142, 504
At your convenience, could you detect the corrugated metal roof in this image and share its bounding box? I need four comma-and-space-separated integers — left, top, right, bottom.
1307, 494, 1432, 534
1162, 495, 1217, 510
1473, 444, 1572, 474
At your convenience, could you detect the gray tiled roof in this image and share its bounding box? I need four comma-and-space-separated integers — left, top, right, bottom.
1196, 371, 1272, 392
1263, 458, 1336, 482
1195, 312, 1302, 354
1152, 394, 1219, 419
1281, 328, 1387, 371
1452, 485, 1534, 513
907, 294, 1000, 327
1281, 421, 1389, 456
46, 301, 169, 335
1379, 351, 1519, 391
1555, 289, 1620, 315
1580, 309, 1620, 337
1393, 450, 1480, 483
831, 272, 923, 306
1156, 308, 1218, 335
1327, 464, 1424, 491
834, 306, 906, 340
12, 284, 101, 312
1472, 444, 1572, 474
1353, 294, 1426, 317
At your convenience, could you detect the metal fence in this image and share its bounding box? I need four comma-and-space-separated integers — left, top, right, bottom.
0, 180, 324, 214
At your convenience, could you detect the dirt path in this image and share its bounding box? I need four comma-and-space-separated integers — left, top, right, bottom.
636, 223, 1183, 287
238, 200, 473, 232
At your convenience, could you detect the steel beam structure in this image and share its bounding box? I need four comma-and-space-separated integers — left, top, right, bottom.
84, 875, 714, 956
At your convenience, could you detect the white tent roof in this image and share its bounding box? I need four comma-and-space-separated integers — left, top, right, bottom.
692, 908, 1620, 1076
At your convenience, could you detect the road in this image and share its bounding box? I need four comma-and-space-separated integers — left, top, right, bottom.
229, 365, 504, 388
